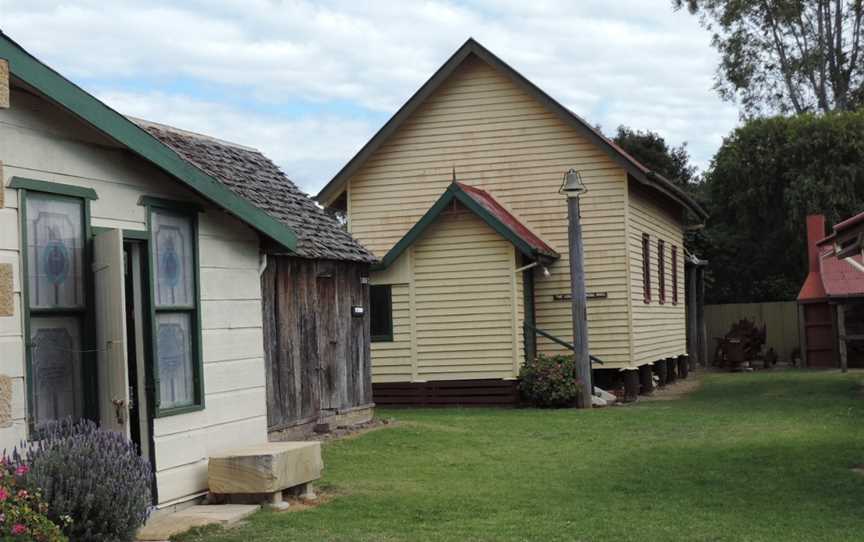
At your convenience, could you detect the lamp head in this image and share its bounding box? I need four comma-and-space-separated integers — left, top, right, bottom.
560, 168, 586, 198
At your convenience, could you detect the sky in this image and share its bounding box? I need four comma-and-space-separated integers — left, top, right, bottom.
1, 0, 740, 195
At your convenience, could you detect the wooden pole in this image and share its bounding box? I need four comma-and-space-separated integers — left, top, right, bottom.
797, 303, 808, 368
567, 195, 592, 409
838, 304, 848, 373
697, 267, 708, 367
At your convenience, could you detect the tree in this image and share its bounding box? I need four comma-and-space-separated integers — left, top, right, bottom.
674, 0, 864, 116
613, 126, 698, 188
701, 110, 864, 303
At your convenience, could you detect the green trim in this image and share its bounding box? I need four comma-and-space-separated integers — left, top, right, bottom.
19, 189, 98, 432
522, 265, 536, 362
1, 32, 299, 251
91, 226, 151, 240
373, 183, 554, 271
144, 203, 206, 418
139, 196, 204, 214
10, 177, 98, 200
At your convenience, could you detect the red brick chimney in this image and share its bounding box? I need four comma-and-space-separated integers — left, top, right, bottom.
806, 215, 826, 273
798, 214, 827, 301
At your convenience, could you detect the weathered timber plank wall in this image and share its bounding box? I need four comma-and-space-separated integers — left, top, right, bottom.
704, 301, 800, 363
262, 256, 372, 432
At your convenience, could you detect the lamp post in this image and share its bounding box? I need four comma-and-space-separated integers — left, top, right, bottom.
561, 168, 592, 409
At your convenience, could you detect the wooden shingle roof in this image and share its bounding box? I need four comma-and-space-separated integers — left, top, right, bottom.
135, 119, 377, 263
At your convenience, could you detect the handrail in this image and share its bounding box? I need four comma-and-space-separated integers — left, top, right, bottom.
525, 324, 604, 365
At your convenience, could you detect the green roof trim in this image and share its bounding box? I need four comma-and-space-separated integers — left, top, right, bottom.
9, 177, 98, 200
0, 32, 298, 252
373, 183, 554, 271
139, 195, 205, 214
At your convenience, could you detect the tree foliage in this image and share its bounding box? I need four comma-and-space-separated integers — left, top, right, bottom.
674, 0, 864, 116
702, 110, 864, 303
613, 126, 698, 188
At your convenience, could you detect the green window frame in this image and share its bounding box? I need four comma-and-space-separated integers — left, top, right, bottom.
370, 285, 393, 342
143, 197, 205, 417
12, 177, 99, 429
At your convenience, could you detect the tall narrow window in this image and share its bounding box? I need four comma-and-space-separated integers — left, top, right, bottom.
370, 285, 393, 342
642, 234, 651, 303
25, 193, 87, 425
658, 239, 666, 305
150, 208, 202, 412
672, 245, 679, 305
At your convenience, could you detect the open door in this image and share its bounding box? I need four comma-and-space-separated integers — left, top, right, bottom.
94, 229, 130, 436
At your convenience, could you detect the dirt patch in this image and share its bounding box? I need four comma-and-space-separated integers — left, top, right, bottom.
638, 371, 705, 402
307, 417, 396, 442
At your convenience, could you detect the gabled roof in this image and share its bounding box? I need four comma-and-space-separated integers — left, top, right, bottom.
0, 31, 299, 251
375, 181, 559, 270
316, 38, 707, 220
799, 249, 864, 301
136, 120, 376, 263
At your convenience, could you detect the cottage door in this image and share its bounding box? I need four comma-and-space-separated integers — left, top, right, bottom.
93, 229, 131, 436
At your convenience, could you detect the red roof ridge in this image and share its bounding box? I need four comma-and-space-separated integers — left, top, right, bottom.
453, 182, 558, 257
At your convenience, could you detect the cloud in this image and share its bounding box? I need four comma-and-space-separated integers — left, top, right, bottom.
1, 0, 740, 191
95, 90, 377, 193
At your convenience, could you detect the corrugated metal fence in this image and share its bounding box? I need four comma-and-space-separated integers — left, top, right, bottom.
704, 301, 800, 363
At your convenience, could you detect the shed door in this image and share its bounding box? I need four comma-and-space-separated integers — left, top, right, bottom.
94, 229, 130, 436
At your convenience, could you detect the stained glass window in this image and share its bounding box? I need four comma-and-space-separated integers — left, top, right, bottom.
152, 212, 194, 307
156, 313, 195, 409
30, 317, 83, 423
26, 194, 84, 309
150, 207, 200, 413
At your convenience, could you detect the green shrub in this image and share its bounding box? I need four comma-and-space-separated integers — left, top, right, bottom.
14, 419, 152, 542
0, 459, 67, 541
518, 354, 581, 408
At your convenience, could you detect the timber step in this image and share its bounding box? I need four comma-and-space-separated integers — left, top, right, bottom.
208, 442, 323, 509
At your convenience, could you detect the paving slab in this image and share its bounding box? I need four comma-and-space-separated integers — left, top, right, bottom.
137, 504, 259, 541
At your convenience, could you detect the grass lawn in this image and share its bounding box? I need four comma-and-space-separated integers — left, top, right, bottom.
177, 371, 864, 541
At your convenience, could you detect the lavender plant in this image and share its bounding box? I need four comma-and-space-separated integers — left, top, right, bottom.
14, 419, 152, 542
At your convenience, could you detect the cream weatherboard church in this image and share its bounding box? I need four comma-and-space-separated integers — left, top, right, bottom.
317, 39, 706, 404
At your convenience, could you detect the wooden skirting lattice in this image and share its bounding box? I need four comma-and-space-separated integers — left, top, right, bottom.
373, 379, 519, 407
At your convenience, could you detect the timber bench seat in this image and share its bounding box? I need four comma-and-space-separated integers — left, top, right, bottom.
208, 442, 323, 508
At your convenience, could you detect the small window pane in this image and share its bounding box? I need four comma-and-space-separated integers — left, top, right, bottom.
26, 194, 84, 309
30, 316, 84, 424
642, 234, 651, 303
370, 285, 392, 342
152, 211, 195, 307
156, 312, 195, 409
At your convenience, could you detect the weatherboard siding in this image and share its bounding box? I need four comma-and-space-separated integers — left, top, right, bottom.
413, 208, 518, 380
369, 282, 413, 383
347, 55, 633, 371
0, 88, 268, 505
627, 184, 687, 365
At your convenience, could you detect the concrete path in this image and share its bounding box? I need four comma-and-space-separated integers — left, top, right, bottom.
137, 504, 259, 541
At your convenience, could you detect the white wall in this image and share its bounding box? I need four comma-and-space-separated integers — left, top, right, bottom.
0, 87, 268, 505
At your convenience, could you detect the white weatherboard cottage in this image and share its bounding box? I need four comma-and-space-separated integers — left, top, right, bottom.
0, 32, 358, 507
